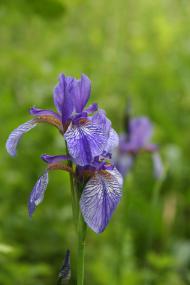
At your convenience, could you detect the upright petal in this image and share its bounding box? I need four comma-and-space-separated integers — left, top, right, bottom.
85, 103, 98, 114
53, 74, 74, 123
64, 119, 108, 166
72, 74, 91, 113
6, 119, 38, 156
129, 117, 153, 150
80, 168, 123, 233
28, 171, 49, 217
53, 74, 65, 114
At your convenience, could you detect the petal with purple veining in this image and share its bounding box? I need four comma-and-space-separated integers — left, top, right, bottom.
80, 168, 123, 233
6, 119, 38, 156
104, 128, 119, 153
64, 119, 108, 166
28, 171, 49, 217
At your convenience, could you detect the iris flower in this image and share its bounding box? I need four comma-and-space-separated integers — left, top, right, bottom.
116, 116, 163, 178
6, 73, 122, 233
6, 74, 114, 166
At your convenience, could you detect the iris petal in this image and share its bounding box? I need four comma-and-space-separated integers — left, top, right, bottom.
92, 109, 119, 153
105, 128, 119, 153
80, 168, 123, 233
64, 120, 108, 166
28, 171, 49, 217
85, 103, 98, 114
30, 107, 61, 121
72, 74, 91, 113
41, 154, 70, 164
6, 119, 37, 156
116, 154, 134, 177
53, 74, 74, 123
92, 109, 111, 134
129, 117, 153, 150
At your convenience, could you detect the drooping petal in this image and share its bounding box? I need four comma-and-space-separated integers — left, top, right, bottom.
80, 168, 123, 233
64, 119, 108, 166
6, 119, 38, 156
28, 171, 49, 217
41, 154, 70, 164
92, 109, 111, 135
53, 74, 74, 123
92, 109, 118, 153
104, 128, 119, 153
72, 74, 91, 113
106, 167, 123, 187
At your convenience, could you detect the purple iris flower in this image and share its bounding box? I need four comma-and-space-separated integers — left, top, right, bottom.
116, 116, 163, 178
6, 73, 122, 234
27, 108, 121, 231
6, 74, 114, 166
30, 153, 123, 233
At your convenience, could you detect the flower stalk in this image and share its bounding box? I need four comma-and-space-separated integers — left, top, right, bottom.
77, 210, 87, 285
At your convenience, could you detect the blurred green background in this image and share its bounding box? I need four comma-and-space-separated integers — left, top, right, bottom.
1, 0, 190, 284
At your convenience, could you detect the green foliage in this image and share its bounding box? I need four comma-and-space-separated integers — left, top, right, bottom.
1, 0, 190, 284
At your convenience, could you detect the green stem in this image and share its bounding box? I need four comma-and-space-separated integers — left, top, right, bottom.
65, 143, 87, 284
65, 144, 78, 229
77, 210, 87, 285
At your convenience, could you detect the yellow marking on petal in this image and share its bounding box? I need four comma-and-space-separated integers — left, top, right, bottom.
37, 115, 63, 131
48, 162, 73, 174
79, 118, 88, 125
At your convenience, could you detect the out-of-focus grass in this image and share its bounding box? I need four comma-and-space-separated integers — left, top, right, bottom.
1, 0, 190, 284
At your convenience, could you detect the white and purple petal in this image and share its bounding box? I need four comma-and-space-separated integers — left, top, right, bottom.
92, 109, 119, 153
80, 168, 123, 233
28, 171, 49, 217
104, 128, 119, 153
41, 154, 70, 164
64, 120, 108, 166
6, 119, 38, 156
92, 109, 111, 134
